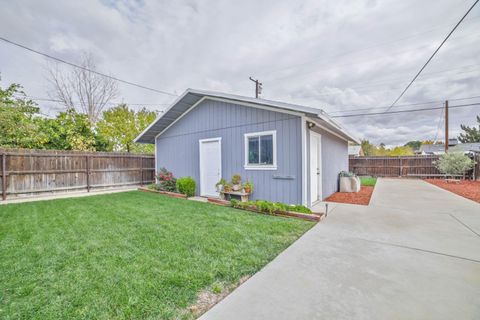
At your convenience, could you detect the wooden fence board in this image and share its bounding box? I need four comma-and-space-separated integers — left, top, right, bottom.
349, 155, 478, 179
0, 148, 155, 200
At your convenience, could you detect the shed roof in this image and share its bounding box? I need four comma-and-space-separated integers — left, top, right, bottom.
135, 89, 358, 144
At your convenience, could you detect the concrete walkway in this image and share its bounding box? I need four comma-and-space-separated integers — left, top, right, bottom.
200, 179, 480, 320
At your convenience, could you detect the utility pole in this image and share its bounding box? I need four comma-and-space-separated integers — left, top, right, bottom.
445, 100, 449, 153
249, 77, 262, 98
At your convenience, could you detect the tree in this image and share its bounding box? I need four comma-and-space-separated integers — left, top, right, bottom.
0, 81, 46, 149
388, 146, 414, 156
361, 140, 376, 156
458, 116, 480, 143
97, 104, 156, 153
47, 53, 119, 124
39, 109, 110, 151
435, 152, 475, 177
405, 140, 422, 150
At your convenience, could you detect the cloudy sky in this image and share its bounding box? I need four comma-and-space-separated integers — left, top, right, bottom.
1, 0, 479, 146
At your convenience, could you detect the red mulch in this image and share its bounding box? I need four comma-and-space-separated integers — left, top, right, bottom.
425, 179, 480, 204
325, 186, 374, 206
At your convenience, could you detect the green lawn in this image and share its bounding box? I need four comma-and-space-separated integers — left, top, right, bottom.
0, 191, 313, 319
360, 176, 377, 186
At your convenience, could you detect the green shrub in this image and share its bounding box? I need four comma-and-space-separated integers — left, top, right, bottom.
156, 167, 177, 192
231, 199, 312, 215
434, 152, 475, 176
176, 176, 196, 197
289, 204, 311, 214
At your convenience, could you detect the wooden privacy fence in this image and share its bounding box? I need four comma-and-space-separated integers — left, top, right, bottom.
349, 155, 480, 179
0, 149, 155, 201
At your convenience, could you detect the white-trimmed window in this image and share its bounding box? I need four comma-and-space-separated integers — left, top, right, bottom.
244, 130, 277, 170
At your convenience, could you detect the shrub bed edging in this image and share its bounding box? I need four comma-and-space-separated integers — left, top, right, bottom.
138, 187, 187, 199
208, 197, 323, 222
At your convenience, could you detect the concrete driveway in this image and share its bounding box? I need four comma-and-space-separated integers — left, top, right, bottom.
200, 178, 480, 320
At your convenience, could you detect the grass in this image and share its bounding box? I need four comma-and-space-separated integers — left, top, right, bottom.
0, 191, 314, 319
360, 176, 377, 186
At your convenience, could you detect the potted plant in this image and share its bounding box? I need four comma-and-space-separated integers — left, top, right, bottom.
243, 180, 254, 194
223, 183, 233, 193
231, 174, 242, 191
215, 178, 227, 192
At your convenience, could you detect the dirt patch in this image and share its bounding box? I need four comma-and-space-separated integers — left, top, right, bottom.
187, 275, 251, 318
325, 186, 374, 205
426, 179, 480, 204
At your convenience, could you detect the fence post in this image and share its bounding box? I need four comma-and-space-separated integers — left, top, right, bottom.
2, 153, 6, 201
140, 156, 144, 186
86, 155, 90, 192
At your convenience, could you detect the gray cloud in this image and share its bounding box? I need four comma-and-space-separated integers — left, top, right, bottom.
0, 0, 479, 145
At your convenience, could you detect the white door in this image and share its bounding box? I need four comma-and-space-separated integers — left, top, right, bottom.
310, 132, 322, 204
199, 138, 222, 197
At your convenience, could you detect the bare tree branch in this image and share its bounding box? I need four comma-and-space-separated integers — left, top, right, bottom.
47, 52, 119, 124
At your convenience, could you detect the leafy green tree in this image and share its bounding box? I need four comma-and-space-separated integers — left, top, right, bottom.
361, 140, 376, 156
458, 116, 480, 143
404, 140, 422, 150
0, 82, 45, 149
97, 104, 156, 153
435, 152, 475, 177
39, 109, 109, 151
388, 146, 414, 156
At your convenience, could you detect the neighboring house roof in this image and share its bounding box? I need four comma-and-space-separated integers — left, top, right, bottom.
348, 145, 363, 156
419, 143, 480, 154
135, 88, 359, 144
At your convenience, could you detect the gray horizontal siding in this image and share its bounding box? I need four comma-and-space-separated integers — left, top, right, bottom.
307, 126, 348, 202
156, 99, 303, 204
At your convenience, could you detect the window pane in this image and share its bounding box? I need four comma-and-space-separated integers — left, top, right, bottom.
260, 135, 273, 165
248, 137, 259, 164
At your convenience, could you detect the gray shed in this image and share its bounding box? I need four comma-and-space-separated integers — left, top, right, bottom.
135, 89, 358, 207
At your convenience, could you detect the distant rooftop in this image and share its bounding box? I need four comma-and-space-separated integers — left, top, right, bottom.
419, 142, 480, 154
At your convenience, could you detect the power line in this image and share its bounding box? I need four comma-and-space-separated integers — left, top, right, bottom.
327, 94, 480, 114
0, 36, 178, 97
386, 0, 479, 110
261, 14, 480, 78
265, 31, 480, 85
331, 102, 480, 118
295, 65, 480, 100
16, 95, 170, 106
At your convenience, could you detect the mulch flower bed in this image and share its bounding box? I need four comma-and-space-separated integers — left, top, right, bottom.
325, 186, 374, 206
426, 179, 480, 204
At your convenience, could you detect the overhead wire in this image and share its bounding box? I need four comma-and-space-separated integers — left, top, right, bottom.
331, 102, 480, 118
385, 0, 479, 110
0, 36, 178, 97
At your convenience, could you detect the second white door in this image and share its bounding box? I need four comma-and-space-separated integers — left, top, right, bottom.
199, 138, 222, 197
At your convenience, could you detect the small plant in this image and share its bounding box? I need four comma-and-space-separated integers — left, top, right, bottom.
339, 171, 356, 177
243, 180, 254, 194
289, 204, 312, 214
223, 183, 233, 193
156, 167, 177, 192
216, 178, 227, 187
231, 174, 242, 185
176, 176, 196, 197
231, 174, 242, 191
434, 152, 475, 177
215, 178, 227, 192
